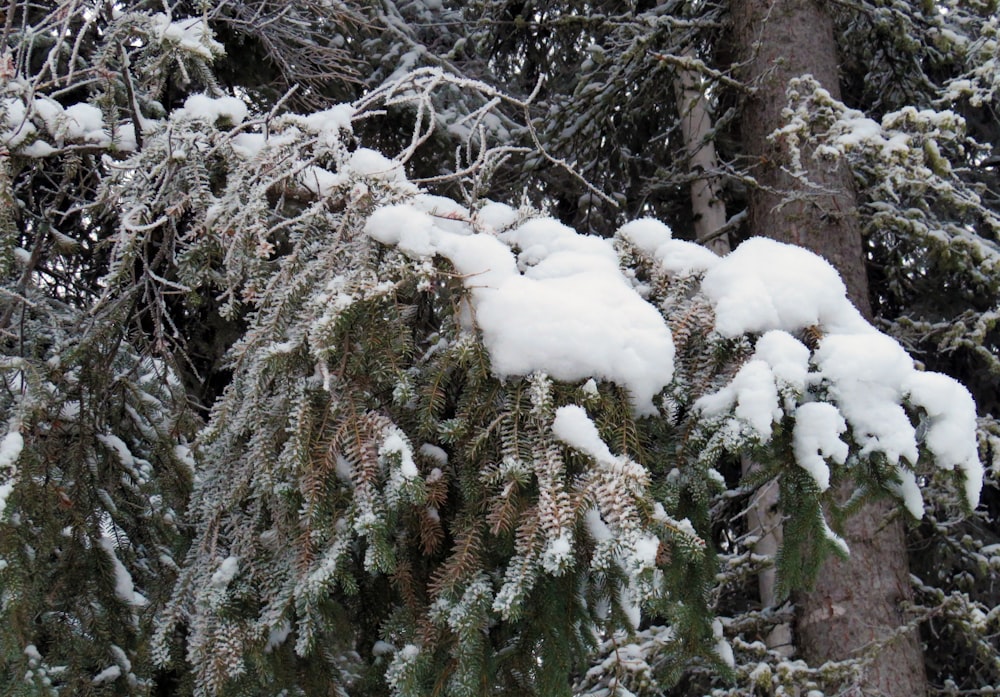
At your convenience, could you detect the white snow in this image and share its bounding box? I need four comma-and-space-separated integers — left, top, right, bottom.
792, 403, 848, 492
712, 618, 735, 668
419, 443, 448, 465
701, 238, 870, 337
696, 360, 781, 440
380, 429, 418, 478
174, 444, 196, 473
91, 665, 122, 684
63, 103, 108, 143
151, 14, 224, 59
110, 644, 131, 674
692, 236, 983, 510
180, 94, 248, 125
97, 434, 135, 468
621, 585, 642, 629
20, 141, 55, 157
114, 123, 138, 152
813, 333, 918, 466
32, 97, 63, 134
300, 166, 343, 198
584, 508, 613, 543
617, 218, 674, 255
98, 537, 148, 607
541, 532, 574, 573
0, 430, 23, 519
264, 621, 292, 653
365, 204, 438, 257
551, 405, 614, 463
821, 518, 850, 556
905, 371, 983, 507
350, 148, 408, 182
365, 203, 675, 414
230, 130, 299, 159
298, 148, 410, 197
335, 453, 353, 483
362, 191, 985, 517
632, 535, 660, 571
300, 104, 355, 139
617, 218, 719, 276
372, 640, 396, 656
210, 556, 239, 589
1, 98, 36, 147
887, 467, 925, 519
475, 201, 520, 232
753, 331, 811, 397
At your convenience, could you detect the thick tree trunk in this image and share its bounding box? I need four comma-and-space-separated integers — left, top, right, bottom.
730, 1, 928, 694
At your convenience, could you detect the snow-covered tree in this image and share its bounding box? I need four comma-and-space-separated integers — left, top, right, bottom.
0, 2, 997, 697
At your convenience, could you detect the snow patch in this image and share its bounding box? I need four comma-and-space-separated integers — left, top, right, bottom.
381, 429, 418, 478
702, 238, 870, 337
180, 94, 248, 125
419, 443, 448, 465
365, 204, 675, 414
0, 430, 23, 519
696, 360, 781, 441
265, 621, 292, 653
92, 665, 122, 684
618, 218, 719, 275
905, 371, 983, 508
98, 537, 148, 607
151, 14, 224, 59
814, 333, 918, 466
792, 403, 848, 492
210, 556, 239, 589
552, 405, 614, 463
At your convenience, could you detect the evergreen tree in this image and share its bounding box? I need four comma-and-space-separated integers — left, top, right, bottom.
0, 2, 997, 696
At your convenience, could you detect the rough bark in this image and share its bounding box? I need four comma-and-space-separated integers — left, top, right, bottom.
730, 1, 928, 694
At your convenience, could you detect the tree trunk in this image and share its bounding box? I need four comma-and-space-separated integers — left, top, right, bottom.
673, 57, 793, 655
730, 1, 928, 694
673, 49, 729, 254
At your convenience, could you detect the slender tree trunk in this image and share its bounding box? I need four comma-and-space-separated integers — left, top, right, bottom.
673, 50, 728, 254
674, 57, 793, 654
730, 1, 928, 694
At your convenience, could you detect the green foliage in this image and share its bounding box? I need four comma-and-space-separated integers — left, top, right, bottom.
0, 298, 194, 695
1, 2, 998, 697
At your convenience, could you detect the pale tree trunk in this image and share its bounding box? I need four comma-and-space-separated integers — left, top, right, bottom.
673, 50, 728, 253
744, 474, 792, 656
729, 1, 928, 694
673, 56, 792, 655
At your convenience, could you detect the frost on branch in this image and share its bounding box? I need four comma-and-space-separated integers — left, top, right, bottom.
3, 6, 983, 688
773, 77, 1000, 453
124, 80, 983, 693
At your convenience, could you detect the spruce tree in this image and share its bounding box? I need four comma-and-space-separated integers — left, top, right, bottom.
0, 2, 997, 696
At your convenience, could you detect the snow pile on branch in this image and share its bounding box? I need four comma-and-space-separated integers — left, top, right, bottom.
365, 185, 982, 512
1, 95, 124, 156
365, 201, 675, 415
0, 429, 23, 519
701, 238, 870, 336
150, 13, 224, 59
553, 405, 704, 625
695, 238, 982, 513
98, 537, 149, 608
